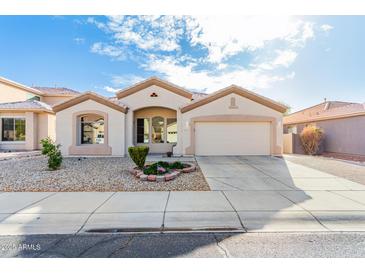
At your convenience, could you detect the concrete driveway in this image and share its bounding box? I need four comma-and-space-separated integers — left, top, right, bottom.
196, 156, 365, 232
0, 156, 364, 235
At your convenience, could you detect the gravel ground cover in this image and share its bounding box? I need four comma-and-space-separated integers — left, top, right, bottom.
0, 156, 210, 192
284, 154, 365, 185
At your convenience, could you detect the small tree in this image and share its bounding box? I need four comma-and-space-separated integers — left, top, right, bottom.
128, 146, 149, 169
300, 125, 324, 155
40, 137, 63, 170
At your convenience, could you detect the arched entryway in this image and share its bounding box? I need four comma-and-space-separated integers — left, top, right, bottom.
134, 107, 177, 153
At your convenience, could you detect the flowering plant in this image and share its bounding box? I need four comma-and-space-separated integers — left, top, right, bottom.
157, 166, 166, 174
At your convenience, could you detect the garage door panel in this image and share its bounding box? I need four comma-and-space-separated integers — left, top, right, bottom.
195, 122, 270, 156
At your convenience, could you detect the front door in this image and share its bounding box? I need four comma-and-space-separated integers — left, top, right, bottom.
135, 113, 177, 154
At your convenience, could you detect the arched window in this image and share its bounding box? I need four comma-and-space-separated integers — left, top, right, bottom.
151, 116, 164, 143
79, 114, 104, 144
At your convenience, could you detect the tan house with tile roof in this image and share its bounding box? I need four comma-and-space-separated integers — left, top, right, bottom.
1, 76, 287, 156
0, 77, 79, 151
284, 100, 365, 156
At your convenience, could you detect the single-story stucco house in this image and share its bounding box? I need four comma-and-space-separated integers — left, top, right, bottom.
1, 76, 287, 156
283, 100, 365, 156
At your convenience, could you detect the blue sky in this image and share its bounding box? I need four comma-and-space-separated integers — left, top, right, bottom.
0, 15, 364, 112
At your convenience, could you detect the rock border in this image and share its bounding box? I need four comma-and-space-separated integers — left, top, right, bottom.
129, 163, 196, 182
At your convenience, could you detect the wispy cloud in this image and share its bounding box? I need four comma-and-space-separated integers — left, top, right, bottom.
74, 37, 85, 45
111, 74, 145, 87
320, 24, 334, 32
90, 42, 125, 60
255, 50, 298, 70
87, 16, 329, 92
103, 86, 120, 93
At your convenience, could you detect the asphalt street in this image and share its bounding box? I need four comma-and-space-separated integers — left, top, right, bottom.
1, 232, 365, 258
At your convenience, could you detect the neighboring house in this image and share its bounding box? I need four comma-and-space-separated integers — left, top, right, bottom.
0, 76, 287, 156
0, 77, 79, 151
283, 100, 365, 156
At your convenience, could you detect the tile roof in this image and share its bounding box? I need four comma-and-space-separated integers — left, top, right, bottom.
108, 97, 129, 108
284, 101, 365, 124
33, 87, 80, 96
0, 100, 53, 112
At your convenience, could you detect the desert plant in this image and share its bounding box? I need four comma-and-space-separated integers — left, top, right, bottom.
169, 161, 186, 169
128, 146, 149, 169
142, 161, 187, 175
143, 162, 169, 175
40, 137, 63, 170
299, 125, 324, 155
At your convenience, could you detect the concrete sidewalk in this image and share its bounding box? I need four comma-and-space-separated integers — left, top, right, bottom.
0, 189, 365, 235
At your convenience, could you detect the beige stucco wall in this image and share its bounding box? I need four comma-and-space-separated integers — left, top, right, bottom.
283, 133, 294, 154
120, 85, 190, 153
0, 82, 41, 103
180, 93, 283, 155
285, 115, 365, 155
25, 112, 38, 150
56, 99, 126, 156
42, 96, 74, 106
134, 107, 176, 118
37, 113, 56, 148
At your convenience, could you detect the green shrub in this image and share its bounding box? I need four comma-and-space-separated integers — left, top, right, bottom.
143, 162, 169, 175
300, 125, 325, 155
40, 137, 63, 170
169, 161, 185, 169
157, 161, 170, 169
128, 146, 149, 169
142, 161, 186, 175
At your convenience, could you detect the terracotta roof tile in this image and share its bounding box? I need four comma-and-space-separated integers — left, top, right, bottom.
33, 87, 80, 96
284, 101, 365, 124
0, 100, 53, 112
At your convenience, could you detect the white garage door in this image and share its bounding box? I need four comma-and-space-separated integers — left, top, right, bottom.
195, 122, 271, 156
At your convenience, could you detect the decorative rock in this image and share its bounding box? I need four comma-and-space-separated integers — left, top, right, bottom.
156, 175, 165, 182
129, 168, 136, 175
182, 165, 195, 173
0, 157, 207, 192
136, 171, 144, 178
140, 174, 148, 181
164, 173, 175, 181
170, 171, 179, 177
147, 175, 156, 181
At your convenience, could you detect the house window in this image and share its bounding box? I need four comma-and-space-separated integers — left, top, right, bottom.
152, 116, 164, 143
80, 115, 104, 144
1, 118, 26, 141
167, 118, 177, 143
137, 118, 150, 143
29, 96, 40, 101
